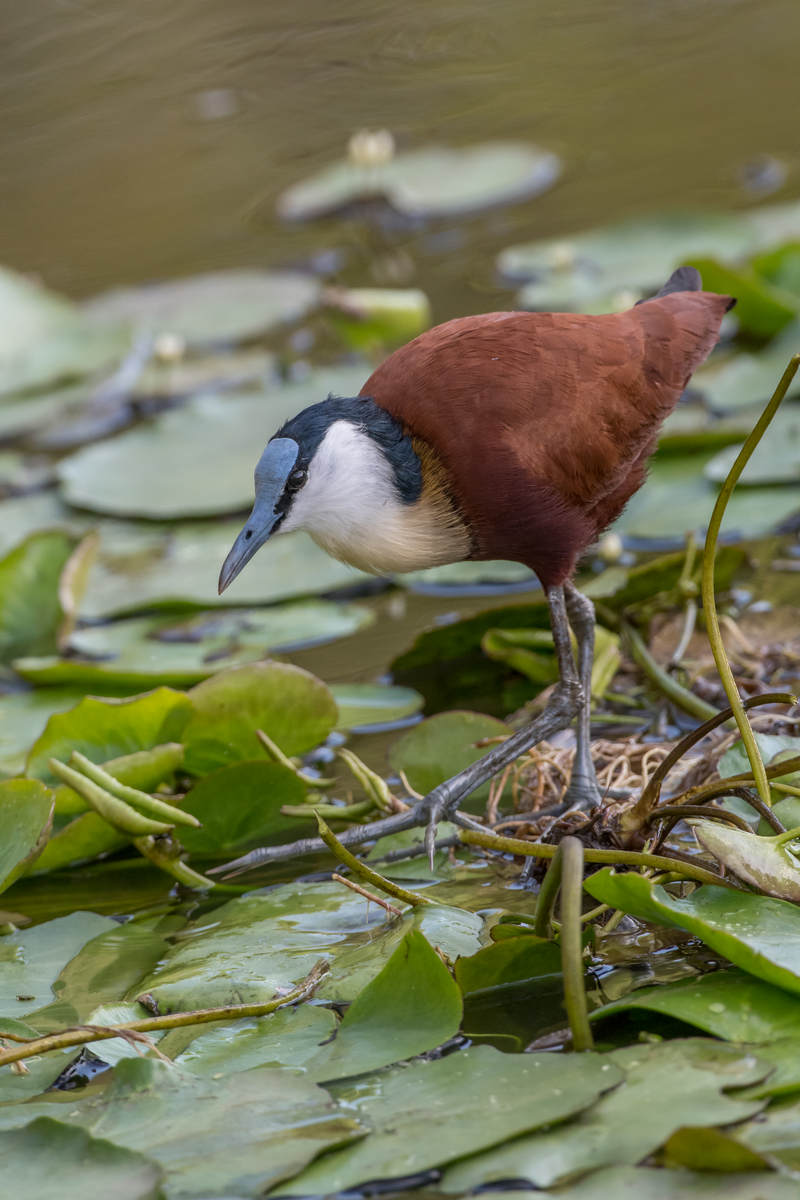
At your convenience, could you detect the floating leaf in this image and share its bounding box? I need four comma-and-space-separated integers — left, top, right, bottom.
693, 320, 800, 412
441, 1040, 765, 1191
550, 1165, 796, 1199
499, 211, 757, 310
279, 1044, 622, 1195
15, 601, 374, 688
278, 142, 561, 221
331, 682, 423, 731
388, 710, 510, 808
592, 968, 800, 1043
0, 910, 115, 1017
0, 687, 94, 779
180, 761, 307, 855
25, 688, 192, 786
58, 365, 366, 519
455, 934, 562, 995
690, 819, 800, 901
704, 403, 800, 485
307, 930, 463, 1082
182, 662, 337, 775
584, 871, 800, 994
0, 530, 78, 663
738, 1096, 800, 1173
83, 269, 320, 346
0, 1118, 163, 1200
0, 779, 54, 893
173, 1005, 337, 1075
0, 492, 82, 558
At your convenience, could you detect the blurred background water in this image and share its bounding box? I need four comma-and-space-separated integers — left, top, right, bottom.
2, 0, 799, 306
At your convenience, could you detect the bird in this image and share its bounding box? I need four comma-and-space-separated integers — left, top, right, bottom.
218, 265, 734, 852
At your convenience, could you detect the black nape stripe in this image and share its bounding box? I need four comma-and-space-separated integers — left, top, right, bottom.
275, 395, 422, 505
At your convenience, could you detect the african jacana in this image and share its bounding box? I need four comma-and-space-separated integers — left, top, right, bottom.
219, 266, 733, 836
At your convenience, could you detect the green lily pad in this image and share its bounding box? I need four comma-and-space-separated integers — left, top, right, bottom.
83, 269, 320, 346
182, 662, 337, 775
330, 682, 423, 731
584, 871, 800, 995
0, 1118, 163, 1200
180, 761, 307, 856
15, 601, 374, 688
704, 404, 800, 485
0, 910, 115, 1017
0, 779, 54, 893
690, 819, 800, 901
57, 365, 367, 519
25, 687, 192, 786
549, 1165, 797, 1199
592, 968, 800, 1043
277, 1044, 622, 1195
81, 520, 367, 619
738, 1096, 800, 1173
388, 710, 510, 809
0, 1057, 363, 1200
132, 347, 276, 400
499, 210, 757, 310
278, 141, 561, 221
455, 934, 562, 995
612, 450, 800, 542
693, 320, 800, 412
687, 256, 799, 339
441, 1039, 766, 1192
307, 930, 463, 1082
0, 530, 78, 663
0, 687, 95, 779
172, 1004, 337, 1075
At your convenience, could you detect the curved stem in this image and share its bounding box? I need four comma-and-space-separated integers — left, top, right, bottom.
559, 837, 593, 1051
701, 355, 800, 810
532, 844, 564, 938
315, 814, 432, 907
459, 829, 736, 888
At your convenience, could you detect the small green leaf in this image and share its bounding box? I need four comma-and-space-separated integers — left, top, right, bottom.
388, 710, 510, 809
308, 930, 462, 1082
0, 531, 77, 663
182, 662, 337, 775
584, 870, 800, 994
180, 761, 307, 855
0, 779, 54, 893
455, 934, 562, 995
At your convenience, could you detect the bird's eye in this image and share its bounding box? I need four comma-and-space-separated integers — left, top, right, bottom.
287, 467, 308, 493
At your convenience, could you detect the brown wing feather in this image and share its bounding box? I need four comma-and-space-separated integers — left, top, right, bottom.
360, 290, 731, 586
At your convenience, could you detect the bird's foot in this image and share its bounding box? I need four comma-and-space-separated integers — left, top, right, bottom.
557, 771, 604, 815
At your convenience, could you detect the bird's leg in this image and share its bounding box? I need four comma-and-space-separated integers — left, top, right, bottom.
414, 585, 583, 861
560, 581, 603, 811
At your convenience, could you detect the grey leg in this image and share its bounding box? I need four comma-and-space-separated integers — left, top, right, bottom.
561, 581, 603, 810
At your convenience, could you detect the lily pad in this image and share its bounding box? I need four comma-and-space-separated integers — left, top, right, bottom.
83, 269, 320, 346
388, 710, 510, 808
307, 929, 463, 1082
0, 491, 83, 558
592, 968, 800, 1043
330, 682, 423, 731
498, 211, 757, 310
441, 1039, 766, 1191
693, 320, 800, 412
549, 1165, 797, 1199
584, 871, 800, 995
738, 1097, 800, 1173
0, 1118, 163, 1200
182, 662, 337, 775
690, 819, 800, 901
0, 1057, 363, 1200
25, 688, 192, 786
57, 365, 367, 519
455, 934, 563, 995
278, 141, 561, 221
0, 530, 78, 663
0, 910, 115, 1018
277, 1044, 622, 1195
704, 404, 800, 485
179, 761, 307, 856
0, 686, 95, 779
172, 1004, 337, 1075
15, 601, 374, 688
0, 779, 54, 893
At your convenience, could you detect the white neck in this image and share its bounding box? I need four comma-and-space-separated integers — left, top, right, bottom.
279, 420, 467, 574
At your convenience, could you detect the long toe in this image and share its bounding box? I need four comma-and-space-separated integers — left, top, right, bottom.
559, 772, 604, 814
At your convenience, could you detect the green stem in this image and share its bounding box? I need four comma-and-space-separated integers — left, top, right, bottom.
559, 838, 594, 1051
459, 829, 736, 888
532, 844, 564, 938
701, 354, 800, 810
0, 962, 327, 1068
315, 814, 432, 907
621, 620, 718, 721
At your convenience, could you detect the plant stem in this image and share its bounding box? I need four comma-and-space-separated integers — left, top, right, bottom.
701, 354, 800, 810
559, 837, 593, 1051
0, 962, 327, 1069
315, 814, 432, 907
459, 829, 735, 888
532, 844, 564, 938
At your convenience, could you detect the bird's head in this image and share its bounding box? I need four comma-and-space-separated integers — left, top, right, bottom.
218, 394, 465, 592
